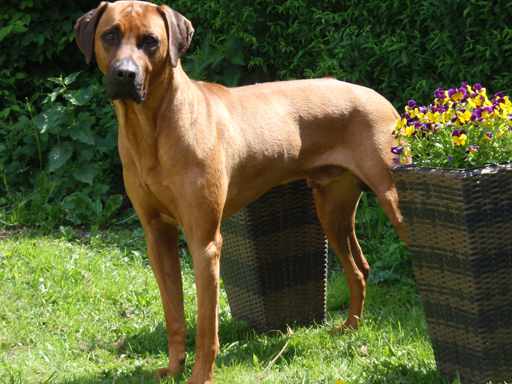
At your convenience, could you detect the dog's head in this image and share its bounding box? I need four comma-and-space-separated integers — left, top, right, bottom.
74, 1, 194, 104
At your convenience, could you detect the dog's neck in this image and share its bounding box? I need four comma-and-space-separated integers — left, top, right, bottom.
113, 62, 196, 171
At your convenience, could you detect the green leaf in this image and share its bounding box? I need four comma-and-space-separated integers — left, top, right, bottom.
72, 163, 99, 184
79, 147, 94, 161
0, 108, 11, 119
48, 87, 65, 103
36, 34, 44, 47
102, 194, 123, 222
12, 23, 29, 34
95, 136, 117, 148
48, 143, 72, 172
64, 86, 96, 106
33, 105, 66, 133
70, 116, 95, 145
0, 26, 13, 42
20, 0, 34, 10
61, 192, 96, 225
401, 50, 408, 65
21, 14, 31, 25
63, 71, 81, 86
37, 171, 48, 189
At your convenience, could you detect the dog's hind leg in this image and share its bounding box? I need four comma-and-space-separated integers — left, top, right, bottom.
312, 172, 369, 331
359, 168, 408, 246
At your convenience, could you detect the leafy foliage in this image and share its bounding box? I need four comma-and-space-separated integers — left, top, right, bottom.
172, 0, 512, 106
0, 72, 122, 228
3, 0, 512, 227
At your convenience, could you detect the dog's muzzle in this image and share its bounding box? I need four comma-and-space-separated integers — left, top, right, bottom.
107, 58, 146, 104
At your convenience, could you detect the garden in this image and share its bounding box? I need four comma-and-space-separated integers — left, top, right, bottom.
1, 0, 512, 383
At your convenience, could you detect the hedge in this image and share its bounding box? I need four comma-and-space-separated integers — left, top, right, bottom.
1, 0, 512, 226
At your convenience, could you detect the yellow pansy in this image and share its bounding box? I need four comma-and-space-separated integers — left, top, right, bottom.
452, 131, 467, 146
396, 118, 407, 129
426, 111, 441, 124
404, 125, 415, 137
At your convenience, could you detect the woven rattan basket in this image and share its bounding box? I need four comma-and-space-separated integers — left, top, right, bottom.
392, 163, 512, 384
220, 179, 328, 333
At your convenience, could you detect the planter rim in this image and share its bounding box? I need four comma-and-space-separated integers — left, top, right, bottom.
391, 161, 512, 177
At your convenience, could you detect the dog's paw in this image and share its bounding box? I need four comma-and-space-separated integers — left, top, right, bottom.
332, 321, 359, 334
153, 368, 169, 382
153, 367, 183, 382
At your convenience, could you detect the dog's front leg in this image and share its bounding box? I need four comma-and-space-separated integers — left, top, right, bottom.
140, 221, 188, 379
186, 228, 223, 384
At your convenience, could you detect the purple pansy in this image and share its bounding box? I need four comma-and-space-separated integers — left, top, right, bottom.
448, 87, 468, 102
452, 129, 467, 137
474, 107, 493, 121
434, 88, 447, 100
465, 145, 480, 154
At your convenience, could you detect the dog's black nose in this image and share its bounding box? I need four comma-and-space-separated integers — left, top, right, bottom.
113, 59, 138, 82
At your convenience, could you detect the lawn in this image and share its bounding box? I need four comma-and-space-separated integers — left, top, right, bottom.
0, 227, 454, 384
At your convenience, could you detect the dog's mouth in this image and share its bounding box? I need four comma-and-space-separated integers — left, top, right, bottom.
107, 81, 146, 104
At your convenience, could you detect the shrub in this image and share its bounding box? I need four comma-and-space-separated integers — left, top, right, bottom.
172, 0, 512, 105
2, 0, 512, 227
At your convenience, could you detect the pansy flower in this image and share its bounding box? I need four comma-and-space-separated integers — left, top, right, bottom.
434, 88, 448, 104
448, 87, 467, 102
451, 109, 472, 127
468, 94, 486, 108
452, 129, 467, 146
404, 124, 415, 137
392, 82, 512, 168
498, 96, 512, 117
396, 117, 407, 129
475, 107, 493, 121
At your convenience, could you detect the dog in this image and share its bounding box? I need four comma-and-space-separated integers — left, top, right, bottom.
74, 1, 407, 383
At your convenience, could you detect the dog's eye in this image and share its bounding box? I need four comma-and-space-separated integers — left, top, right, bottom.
146, 36, 158, 46
105, 32, 115, 41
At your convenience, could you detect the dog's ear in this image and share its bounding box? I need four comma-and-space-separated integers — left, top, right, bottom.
158, 5, 194, 68
74, 2, 109, 64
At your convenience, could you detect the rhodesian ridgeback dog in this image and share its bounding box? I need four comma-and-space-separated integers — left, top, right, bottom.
75, 1, 407, 382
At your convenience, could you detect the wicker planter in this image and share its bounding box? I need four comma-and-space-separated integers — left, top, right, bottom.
220, 179, 328, 333
392, 163, 512, 384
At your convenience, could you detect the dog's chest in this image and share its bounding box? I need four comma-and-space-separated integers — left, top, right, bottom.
126, 162, 181, 224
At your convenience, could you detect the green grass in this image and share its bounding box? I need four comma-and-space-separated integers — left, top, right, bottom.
0, 229, 453, 384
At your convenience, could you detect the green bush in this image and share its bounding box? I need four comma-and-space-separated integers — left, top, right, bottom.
2, 0, 512, 228
173, 0, 512, 105
0, 0, 100, 118
0, 72, 123, 228
0, 0, 123, 228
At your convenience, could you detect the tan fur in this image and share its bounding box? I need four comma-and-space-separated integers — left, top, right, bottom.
75, 2, 407, 383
